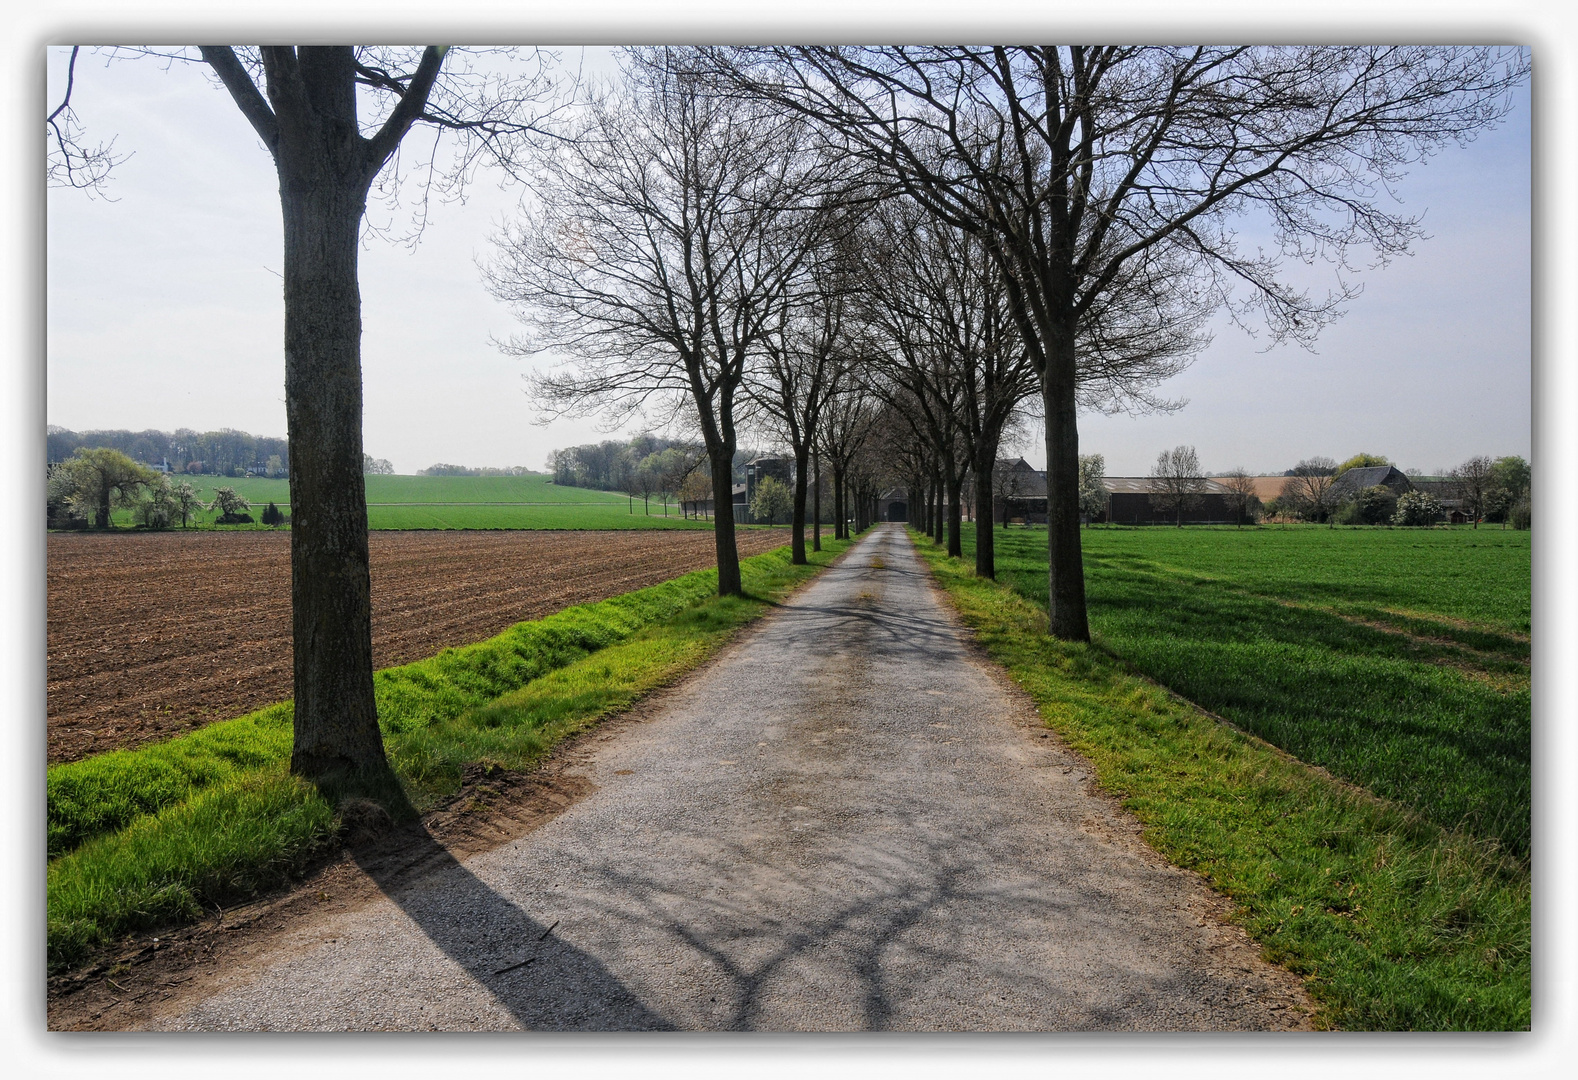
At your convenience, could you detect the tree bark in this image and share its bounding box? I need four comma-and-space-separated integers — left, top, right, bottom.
932, 469, 945, 545
812, 450, 822, 552
831, 467, 843, 539
791, 445, 810, 564
946, 467, 963, 558
973, 448, 997, 578
273, 75, 389, 784
709, 448, 743, 595
1044, 335, 1090, 642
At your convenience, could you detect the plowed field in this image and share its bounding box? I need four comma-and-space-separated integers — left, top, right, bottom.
47, 529, 788, 764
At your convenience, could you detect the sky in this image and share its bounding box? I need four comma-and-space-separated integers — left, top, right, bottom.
45, 45, 1530, 478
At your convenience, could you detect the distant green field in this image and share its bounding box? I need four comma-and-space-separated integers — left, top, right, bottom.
364, 504, 712, 530
103, 474, 716, 529
980, 525, 1531, 856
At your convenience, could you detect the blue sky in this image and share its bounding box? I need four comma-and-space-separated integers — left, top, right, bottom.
46, 47, 1530, 477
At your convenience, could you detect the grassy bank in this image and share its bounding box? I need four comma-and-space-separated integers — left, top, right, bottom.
48, 536, 853, 971
915, 531, 1529, 1030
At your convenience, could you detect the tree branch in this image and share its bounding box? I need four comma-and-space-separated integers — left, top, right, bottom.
198, 46, 279, 153
363, 46, 448, 175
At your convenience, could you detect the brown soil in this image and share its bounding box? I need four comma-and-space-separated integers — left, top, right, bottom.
47, 528, 787, 764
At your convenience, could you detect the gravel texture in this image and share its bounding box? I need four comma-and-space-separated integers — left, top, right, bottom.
139, 524, 1312, 1031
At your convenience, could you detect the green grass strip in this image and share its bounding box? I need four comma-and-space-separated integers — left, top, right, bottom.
913, 535, 1529, 1031
47, 537, 854, 972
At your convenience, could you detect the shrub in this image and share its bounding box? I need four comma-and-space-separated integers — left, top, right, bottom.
1482, 488, 1514, 524
209, 486, 251, 518
1354, 485, 1398, 525
749, 475, 793, 524
1392, 490, 1443, 527
137, 505, 172, 529
261, 501, 285, 527
1511, 496, 1531, 531
216, 512, 254, 525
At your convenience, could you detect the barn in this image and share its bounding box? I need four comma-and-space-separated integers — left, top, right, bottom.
1099, 477, 1244, 525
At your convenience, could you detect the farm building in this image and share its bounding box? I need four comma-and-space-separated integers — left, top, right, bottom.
1099, 477, 1245, 525
991, 461, 1246, 525
1329, 465, 1414, 500
732, 457, 794, 524
992, 458, 1049, 525
1404, 476, 1463, 518
881, 488, 909, 522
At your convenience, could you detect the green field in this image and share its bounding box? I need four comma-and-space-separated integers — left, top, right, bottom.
982, 525, 1531, 857
105, 473, 715, 530
918, 532, 1529, 1030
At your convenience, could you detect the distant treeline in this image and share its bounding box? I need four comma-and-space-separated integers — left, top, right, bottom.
416, 464, 539, 477
547, 434, 762, 491
46, 426, 289, 478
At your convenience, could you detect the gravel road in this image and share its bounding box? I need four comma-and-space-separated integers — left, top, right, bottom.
143, 524, 1311, 1031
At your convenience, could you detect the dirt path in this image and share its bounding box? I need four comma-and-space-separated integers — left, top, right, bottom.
46, 528, 787, 763
77, 525, 1312, 1031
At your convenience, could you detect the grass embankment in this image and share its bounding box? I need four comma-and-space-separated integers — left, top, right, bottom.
107, 474, 716, 530
916, 528, 1529, 1030
48, 537, 853, 972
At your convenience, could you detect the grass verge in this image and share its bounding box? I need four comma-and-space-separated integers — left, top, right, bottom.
914, 533, 1530, 1031
48, 536, 854, 972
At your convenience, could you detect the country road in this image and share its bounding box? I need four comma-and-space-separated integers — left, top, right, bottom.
136, 524, 1311, 1031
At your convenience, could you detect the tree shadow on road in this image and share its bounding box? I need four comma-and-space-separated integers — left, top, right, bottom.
543, 816, 1261, 1031
351, 825, 673, 1030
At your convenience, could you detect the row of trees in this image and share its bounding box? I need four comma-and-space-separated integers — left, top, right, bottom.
414, 463, 531, 477
47, 447, 265, 528
47, 425, 289, 478
52, 43, 1525, 796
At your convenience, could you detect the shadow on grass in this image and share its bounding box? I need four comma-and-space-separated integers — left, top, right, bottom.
987, 534, 1530, 860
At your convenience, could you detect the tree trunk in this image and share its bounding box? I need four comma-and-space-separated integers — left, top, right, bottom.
1043, 336, 1090, 642
791, 446, 810, 564
974, 449, 997, 579
946, 468, 963, 558
709, 448, 743, 596
279, 164, 390, 785
836, 467, 847, 539
932, 470, 945, 545
812, 450, 822, 552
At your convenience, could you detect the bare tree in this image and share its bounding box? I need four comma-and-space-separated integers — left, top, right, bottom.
713, 45, 1527, 640
50, 45, 565, 794
749, 202, 863, 563
1220, 468, 1260, 527
1450, 455, 1496, 528
1282, 457, 1342, 525
1150, 446, 1206, 527
487, 48, 830, 595
817, 383, 880, 540
855, 200, 977, 559
877, 205, 1041, 576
